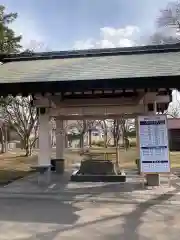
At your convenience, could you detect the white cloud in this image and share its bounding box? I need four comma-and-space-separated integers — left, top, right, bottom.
73, 39, 95, 50
73, 25, 140, 50
23, 40, 51, 52
9, 17, 50, 52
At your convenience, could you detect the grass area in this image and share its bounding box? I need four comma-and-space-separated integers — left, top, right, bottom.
0, 152, 37, 185
169, 152, 180, 168
78, 147, 138, 169
67, 147, 180, 169
0, 147, 180, 185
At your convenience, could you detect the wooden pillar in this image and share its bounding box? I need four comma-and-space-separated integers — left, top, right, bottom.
55, 119, 65, 174
146, 101, 160, 186
135, 117, 140, 174
38, 109, 51, 166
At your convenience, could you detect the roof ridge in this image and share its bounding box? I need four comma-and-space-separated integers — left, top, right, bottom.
1, 43, 180, 63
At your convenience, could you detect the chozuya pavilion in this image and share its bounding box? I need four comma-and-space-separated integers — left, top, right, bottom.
0, 43, 179, 185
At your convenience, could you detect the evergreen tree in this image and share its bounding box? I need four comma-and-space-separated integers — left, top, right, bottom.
0, 5, 21, 53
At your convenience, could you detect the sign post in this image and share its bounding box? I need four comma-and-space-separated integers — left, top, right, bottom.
138, 115, 170, 186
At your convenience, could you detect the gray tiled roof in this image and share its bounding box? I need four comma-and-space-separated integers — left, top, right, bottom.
0, 51, 180, 83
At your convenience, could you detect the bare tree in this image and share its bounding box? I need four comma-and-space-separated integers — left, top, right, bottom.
167, 101, 180, 117
96, 118, 135, 150
67, 120, 87, 149
150, 31, 179, 45
66, 120, 99, 149
108, 118, 134, 148
24, 40, 51, 52
77, 120, 98, 148
163, 90, 180, 117
75, 120, 87, 148
96, 120, 108, 147
157, 1, 180, 31
86, 120, 97, 147
49, 117, 56, 147
150, 1, 180, 44
150, 1, 180, 45
0, 119, 7, 153
106, 119, 120, 147
1, 96, 38, 156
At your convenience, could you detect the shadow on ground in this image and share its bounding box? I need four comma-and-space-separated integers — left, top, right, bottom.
5, 187, 176, 240
0, 198, 80, 225
0, 169, 34, 185
24, 170, 145, 198
3, 169, 179, 203
0, 171, 179, 239
29, 188, 180, 239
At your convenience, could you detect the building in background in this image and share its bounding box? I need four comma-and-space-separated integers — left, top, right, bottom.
168, 118, 180, 151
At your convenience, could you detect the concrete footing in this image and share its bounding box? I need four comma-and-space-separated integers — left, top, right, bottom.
146, 174, 160, 186
51, 159, 65, 174
71, 174, 126, 182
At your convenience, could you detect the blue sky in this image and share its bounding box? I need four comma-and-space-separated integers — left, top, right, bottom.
1, 0, 171, 50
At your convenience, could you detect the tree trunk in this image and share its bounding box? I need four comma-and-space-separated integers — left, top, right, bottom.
79, 134, 84, 148
88, 129, 92, 147
29, 144, 33, 156
65, 134, 68, 148
25, 144, 30, 156
104, 131, 108, 148
23, 136, 31, 156
4, 126, 8, 153
114, 135, 118, 148
112, 120, 116, 147
0, 127, 5, 154
112, 119, 120, 147
28, 137, 38, 156
24, 143, 34, 156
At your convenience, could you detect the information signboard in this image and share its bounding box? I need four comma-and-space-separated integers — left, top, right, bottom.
138, 115, 170, 173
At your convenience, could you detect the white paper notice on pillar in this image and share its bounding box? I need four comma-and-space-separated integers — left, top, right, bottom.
138, 115, 170, 173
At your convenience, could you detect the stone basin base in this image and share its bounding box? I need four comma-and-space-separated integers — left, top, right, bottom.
70, 174, 126, 182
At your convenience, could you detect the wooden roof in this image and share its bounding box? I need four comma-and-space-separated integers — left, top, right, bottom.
0, 44, 180, 84
0, 44, 179, 95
